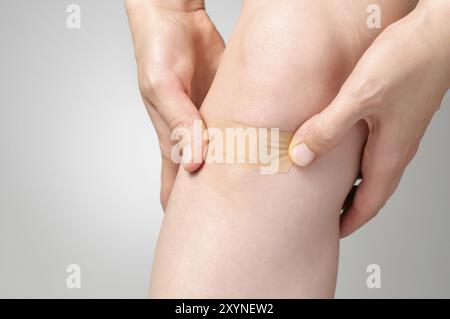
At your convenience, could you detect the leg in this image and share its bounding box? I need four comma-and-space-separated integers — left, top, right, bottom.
149, 0, 417, 298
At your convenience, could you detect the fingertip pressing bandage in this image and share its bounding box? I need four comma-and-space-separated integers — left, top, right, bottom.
203, 118, 294, 174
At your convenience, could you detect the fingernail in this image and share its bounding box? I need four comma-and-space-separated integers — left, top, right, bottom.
291, 143, 316, 167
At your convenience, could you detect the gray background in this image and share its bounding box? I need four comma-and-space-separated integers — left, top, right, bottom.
0, 0, 449, 298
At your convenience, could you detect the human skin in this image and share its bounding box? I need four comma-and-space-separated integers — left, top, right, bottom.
288, 0, 450, 237
149, 0, 417, 298
125, 0, 224, 209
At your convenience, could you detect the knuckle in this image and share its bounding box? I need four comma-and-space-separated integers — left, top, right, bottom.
343, 78, 386, 113
354, 194, 383, 220
139, 72, 173, 98
168, 113, 195, 131
310, 118, 336, 150
384, 152, 406, 174
352, 181, 388, 220
369, 193, 386, 214
368, 152, 404, 179
366, 207, 381, 220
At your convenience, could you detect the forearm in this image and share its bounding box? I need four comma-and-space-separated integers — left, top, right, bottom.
416, 0, 450, 86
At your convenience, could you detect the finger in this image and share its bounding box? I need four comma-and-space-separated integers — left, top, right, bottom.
289, 94, 363, 167
160, 89, 206, 173
339, 168, 402, 238
160, 157, 179, 211
142, 76, 206, 172
341, 175, 363, 211
341, 183, 359, 212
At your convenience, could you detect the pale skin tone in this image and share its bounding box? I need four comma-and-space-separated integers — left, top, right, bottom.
125, 0, 450, 297
289, 0, 450, 237
126, 0, 224, 208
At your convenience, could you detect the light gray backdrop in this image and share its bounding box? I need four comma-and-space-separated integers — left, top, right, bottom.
0, 0, 449, 298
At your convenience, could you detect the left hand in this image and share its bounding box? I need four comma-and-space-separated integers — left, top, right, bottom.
289, 0, 450, 237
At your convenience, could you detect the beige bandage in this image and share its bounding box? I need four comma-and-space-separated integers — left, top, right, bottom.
204, 118, 294, 174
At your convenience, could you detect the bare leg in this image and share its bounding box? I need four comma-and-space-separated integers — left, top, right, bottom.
150, 0, 417, 298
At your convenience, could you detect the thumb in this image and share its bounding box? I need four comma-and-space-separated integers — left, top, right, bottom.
289, 94, 363, 167
148, 82, 207, 173
165, 91, 207, 173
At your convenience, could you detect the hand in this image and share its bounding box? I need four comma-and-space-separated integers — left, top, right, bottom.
125, 0, 225, 209
288, 0, 450, 237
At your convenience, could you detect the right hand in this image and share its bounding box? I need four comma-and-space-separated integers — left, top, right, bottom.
125, 0, 225, 209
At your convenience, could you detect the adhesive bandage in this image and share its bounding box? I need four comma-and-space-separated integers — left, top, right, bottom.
203, 118, 294, 174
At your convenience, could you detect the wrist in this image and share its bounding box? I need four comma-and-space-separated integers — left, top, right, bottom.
125, 0, 205, 11
415, 1, 450, 86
